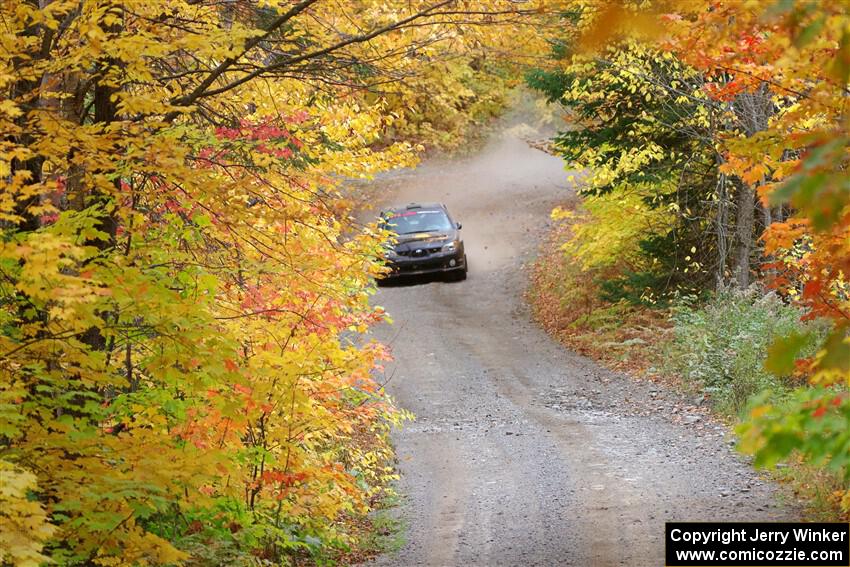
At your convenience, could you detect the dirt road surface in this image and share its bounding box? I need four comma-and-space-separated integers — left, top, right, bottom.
366, 103, 795, 567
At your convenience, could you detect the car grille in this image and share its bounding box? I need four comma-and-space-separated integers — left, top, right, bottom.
397, 246, 442, 257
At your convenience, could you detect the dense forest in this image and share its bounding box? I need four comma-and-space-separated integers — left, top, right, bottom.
1, 1, 849, 565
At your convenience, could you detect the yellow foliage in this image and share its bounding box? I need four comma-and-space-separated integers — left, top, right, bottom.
0, 462, 56, 567
558, 185, 673, 272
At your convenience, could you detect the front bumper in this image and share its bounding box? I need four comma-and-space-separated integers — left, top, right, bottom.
383, 251, 466, 278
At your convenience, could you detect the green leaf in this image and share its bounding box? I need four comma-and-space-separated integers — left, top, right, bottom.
829, 28, 850, 85
817, 328, 850, 374
753, 431, 800, 468
794, 16, 826, 48
765, 331, 811, 376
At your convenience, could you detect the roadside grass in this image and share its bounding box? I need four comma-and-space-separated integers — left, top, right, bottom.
335, 492, 407, 566
359, 494, 408, 558
527, 202, 846, 521
776, 460, 849, 522
333, 419, 410, 565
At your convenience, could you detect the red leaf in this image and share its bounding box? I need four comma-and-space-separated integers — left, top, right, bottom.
802, 279, 823, 299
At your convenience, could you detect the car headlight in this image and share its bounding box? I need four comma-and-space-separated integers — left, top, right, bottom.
443, 241, 458, 252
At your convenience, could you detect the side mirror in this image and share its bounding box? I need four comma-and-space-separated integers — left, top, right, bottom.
456, 222, 462, 230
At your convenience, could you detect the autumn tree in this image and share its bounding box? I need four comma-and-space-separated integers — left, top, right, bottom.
0, 0, 551, 563
528, 41, 721, 302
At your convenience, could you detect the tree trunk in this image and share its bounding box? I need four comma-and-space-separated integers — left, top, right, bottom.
734, 180, 755, 289
731, 82, 774, 290
78, 9, 122, 353
715, 171, 730, 291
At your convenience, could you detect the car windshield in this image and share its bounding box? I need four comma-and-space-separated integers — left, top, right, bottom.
382, 209, 453, 234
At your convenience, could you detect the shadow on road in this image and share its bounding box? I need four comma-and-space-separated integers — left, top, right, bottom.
377, 273, 466, 287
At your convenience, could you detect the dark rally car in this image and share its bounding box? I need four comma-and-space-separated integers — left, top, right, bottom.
379, 203, 467, 281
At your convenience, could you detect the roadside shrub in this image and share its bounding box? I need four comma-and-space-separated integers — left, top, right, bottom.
666, 288, 825, 416
528, 211, 670, 374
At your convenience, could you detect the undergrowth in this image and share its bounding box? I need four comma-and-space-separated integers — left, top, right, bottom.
664, 289, 827, 417
528, 215, 670, 378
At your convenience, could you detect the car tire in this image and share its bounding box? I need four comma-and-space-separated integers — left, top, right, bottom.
449, 256, 467, 282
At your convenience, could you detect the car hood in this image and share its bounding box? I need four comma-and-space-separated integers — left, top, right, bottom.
393, 230, 458, 248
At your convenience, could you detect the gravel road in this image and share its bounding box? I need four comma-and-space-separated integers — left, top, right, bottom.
365, 103, 796, 567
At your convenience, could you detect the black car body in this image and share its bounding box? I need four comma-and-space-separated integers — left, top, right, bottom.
379, 203, 467, 280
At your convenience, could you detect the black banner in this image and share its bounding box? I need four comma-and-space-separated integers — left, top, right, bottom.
666, 522, 850, 566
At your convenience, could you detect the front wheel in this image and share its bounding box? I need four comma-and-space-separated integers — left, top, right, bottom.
449, 256, 467, 281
